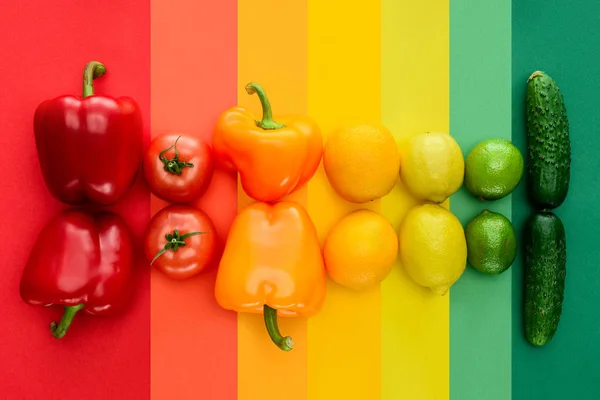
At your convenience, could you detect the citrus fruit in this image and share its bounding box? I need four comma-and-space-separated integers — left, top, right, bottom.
465, 138, 524, 200
323, 209, 398, 291
323, 123, 400, 203
398, 203, 467, 295
465, 209, 517, 275
399, 132, 464, 203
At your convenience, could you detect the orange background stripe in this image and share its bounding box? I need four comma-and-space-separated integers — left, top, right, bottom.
150, 0, 238, 398
236, 1, 309, 399
306, 1, 382, 399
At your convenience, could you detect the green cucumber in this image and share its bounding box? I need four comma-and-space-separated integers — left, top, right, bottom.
523, 211, 567, 346
525, 71, 571, 209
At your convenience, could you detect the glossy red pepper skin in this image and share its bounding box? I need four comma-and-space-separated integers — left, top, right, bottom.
20, 209, 135, 338
33, 61, 143, 205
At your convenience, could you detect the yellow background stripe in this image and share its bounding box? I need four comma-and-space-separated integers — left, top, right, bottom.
237, 1, 308, 399
381, 1, 450, 399
307, 1, 382, 399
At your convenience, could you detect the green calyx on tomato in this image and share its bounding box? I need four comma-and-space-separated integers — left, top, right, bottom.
150, 229, 207, 265
144, 205, 218, 280
159, 136, 194, 175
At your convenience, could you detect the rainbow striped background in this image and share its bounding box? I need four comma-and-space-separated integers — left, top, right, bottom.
151, 0, 511, 398
2, 0, 600, 399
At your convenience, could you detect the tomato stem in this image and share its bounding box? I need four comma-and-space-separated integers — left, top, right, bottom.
245, 82, 285, 130
263, 305, 293, 352
50, 304, 84, 339
150, 229, 208, 265
82, 61, 106, 98
159, 136, 194, 175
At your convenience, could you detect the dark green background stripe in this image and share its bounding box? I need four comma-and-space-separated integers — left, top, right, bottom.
511, 1, 600, 399
449, 1, 512, 399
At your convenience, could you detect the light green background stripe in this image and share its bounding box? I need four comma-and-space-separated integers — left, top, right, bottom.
449, 1, 512, 399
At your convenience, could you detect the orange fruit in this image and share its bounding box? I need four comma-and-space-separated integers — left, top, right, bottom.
323, 209, 398, 291
323, 123, 400, 203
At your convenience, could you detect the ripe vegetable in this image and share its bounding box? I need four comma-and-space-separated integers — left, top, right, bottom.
526, 71, 571, 209
212, 82, 323, 203
523, 211, 567, 346
20, 209, 135, 339
143, 134, 214, 204
34, 61, 143, 205
144, 205, 217, 280
215, 201, 326, 351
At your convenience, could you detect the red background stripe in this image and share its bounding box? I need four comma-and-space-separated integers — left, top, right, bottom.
0, 0, 151, 398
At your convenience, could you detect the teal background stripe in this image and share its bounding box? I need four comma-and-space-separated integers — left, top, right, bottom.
512, 1, 600, 399
449, 1, 512, 399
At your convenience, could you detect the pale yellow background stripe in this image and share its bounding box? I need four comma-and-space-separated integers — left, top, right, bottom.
237, 1, 308, 399
307, 1, 382, 399
381, 1, 450, 399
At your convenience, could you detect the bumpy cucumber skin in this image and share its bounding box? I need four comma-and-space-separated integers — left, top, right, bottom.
526, 71, 571, 209
524, 211, 567, 346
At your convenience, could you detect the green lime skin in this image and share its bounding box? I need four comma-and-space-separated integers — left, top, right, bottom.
465, 138, 524, 200
465, 209, 517, 275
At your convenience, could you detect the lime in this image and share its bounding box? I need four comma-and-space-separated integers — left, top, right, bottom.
465, 138, 523, 200
465, 209, 516, 275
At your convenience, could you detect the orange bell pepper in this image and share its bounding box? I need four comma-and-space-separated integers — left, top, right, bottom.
212, 82, 323, 203
215, 201, 327, 351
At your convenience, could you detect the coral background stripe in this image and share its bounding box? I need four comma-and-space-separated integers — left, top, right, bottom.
0, 1, 151, 398
380, 1, 451, 399
449, 1, 512, 399
236, 1, 308, 399
150, 0, 238, 398
306, 1, 382, 399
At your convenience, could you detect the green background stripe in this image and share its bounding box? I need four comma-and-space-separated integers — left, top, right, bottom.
511, 1, 600, 398
449, 1, 512, 399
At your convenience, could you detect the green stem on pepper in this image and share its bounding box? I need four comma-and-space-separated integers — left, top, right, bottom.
158, 136, 194, 175
150, 229, 208, 265
50, 303, 84, 339
82, 61, 107, 98
245, 82, 285, 130
263, 304, 294, 352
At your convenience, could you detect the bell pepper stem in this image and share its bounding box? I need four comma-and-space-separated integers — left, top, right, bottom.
263, 305, 294, 352
82, 61, 107, 98
245, 82, 285, 130
50, 304, 84, 339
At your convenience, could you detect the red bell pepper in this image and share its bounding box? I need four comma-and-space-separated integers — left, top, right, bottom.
33, 61, 143, 205
20, 209, 135, 339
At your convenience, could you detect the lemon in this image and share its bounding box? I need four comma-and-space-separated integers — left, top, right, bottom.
400, 132, 464, 203
465, 138, 524, 200
323, 209, 398, 291
399, 203, 467, 294
324, 123, 400, 203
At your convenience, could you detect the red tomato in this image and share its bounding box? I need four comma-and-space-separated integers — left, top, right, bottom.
144, 205, 217, 280
143, 133, 214, 203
